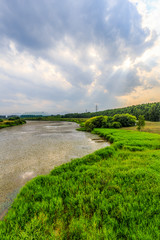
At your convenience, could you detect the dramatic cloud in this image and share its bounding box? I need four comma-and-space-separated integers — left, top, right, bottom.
0, 0, 159, 114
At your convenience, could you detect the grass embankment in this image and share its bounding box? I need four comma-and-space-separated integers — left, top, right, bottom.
0, 129, 160, 239
0, 119, 26, 129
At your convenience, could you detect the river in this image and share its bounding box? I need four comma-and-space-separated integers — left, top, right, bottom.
0, 121, 109, 219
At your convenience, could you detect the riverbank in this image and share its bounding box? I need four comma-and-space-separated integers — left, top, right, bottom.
21, 116, 86, 124
0, 121, 108, 222
0, 127, 160, 239
0, 119, 26, 129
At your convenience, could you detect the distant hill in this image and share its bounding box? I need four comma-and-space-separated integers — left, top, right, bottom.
62, 102, 160, 121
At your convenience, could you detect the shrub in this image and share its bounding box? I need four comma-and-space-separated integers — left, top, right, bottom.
101, 116, 108, 127
8, 116, 20, 120
111, 122, 122, 128
5, 121, 13, 126
84, 116, 105, 131
112, 114, 136, 127
84, 114, 136, 131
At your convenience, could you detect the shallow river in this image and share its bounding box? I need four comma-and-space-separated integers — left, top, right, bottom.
0, 121, 109, 218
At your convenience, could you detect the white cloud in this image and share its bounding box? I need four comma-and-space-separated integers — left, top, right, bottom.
129, 0, 160, 33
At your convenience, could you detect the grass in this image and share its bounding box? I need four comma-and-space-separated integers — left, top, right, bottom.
122, 121, 160, 134
0, 127, 160, 239
93, 128, 160, 151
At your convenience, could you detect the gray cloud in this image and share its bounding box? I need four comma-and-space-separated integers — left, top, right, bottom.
0, 0, 157, 114
105, 68, 141, 96
0, 0, 153, 54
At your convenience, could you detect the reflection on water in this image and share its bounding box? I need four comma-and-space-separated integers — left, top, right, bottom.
0, 121, 109, 218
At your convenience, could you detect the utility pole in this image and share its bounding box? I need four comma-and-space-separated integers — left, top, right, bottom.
96, 105, 98, 112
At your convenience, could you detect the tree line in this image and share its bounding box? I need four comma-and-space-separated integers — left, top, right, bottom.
61, 102, 160, 121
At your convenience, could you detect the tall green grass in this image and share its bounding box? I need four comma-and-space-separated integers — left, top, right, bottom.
0, 129, 160, 239
93, 128, 160, 151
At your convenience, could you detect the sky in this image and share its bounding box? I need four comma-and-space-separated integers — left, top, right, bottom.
0, 0, 160, 115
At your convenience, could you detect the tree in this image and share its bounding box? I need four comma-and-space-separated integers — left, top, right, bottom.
137, 115, 145, 131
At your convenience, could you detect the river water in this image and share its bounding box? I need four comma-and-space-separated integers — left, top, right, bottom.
0, 121, 108, 218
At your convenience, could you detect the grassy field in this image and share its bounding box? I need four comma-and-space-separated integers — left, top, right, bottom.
0, 127, 160, 239
122, 121, 160, 134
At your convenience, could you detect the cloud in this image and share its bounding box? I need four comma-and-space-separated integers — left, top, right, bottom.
0, 0, 153, 54
0, 0, 159, 114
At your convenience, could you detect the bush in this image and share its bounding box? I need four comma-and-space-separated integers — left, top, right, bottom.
111, 122, 122, 128
0, 119, 3, 122
84, 114, 137, 131
8, 116, 20, 120
5, 121, 13, 126
112, 114, 136, 127
84, 116, 105, 131
101, 116, 108, 127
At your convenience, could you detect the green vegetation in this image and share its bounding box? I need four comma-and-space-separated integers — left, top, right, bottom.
93, 128, 160, 151
0, 127, 160, 239
20, 102, 160, 122
137, 115, 145, 131
84, 116, 107, 131
8, 116, 21, 121
84, 114, 136, 131
62, 102, 160, 122
0, 119, 26, 129
112, 114, 136, 127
